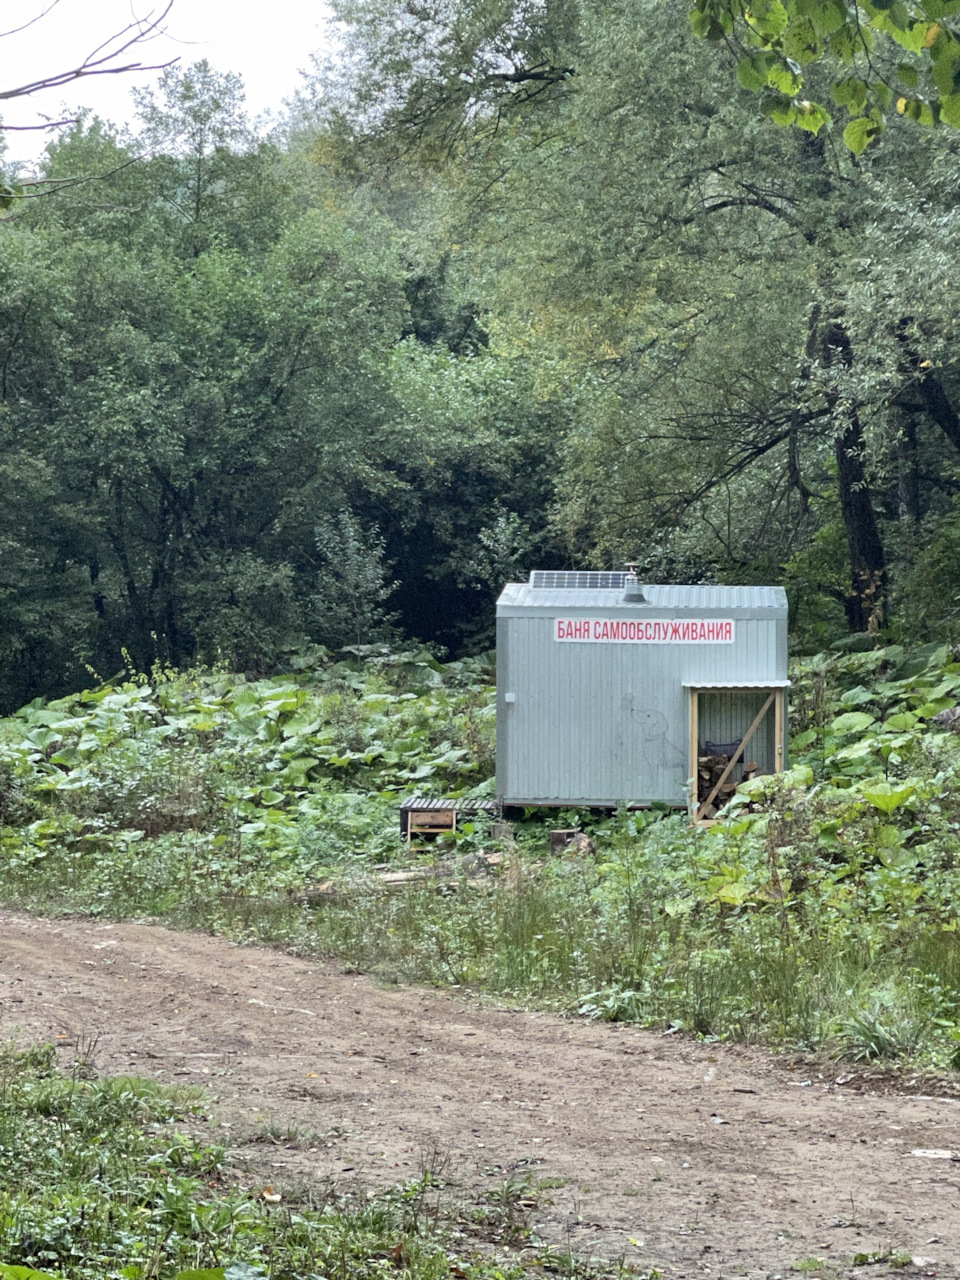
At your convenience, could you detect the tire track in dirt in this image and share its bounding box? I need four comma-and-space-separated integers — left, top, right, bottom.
1, 910, 958, 1277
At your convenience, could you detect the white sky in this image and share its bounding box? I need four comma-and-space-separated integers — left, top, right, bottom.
1, 0, 333, 171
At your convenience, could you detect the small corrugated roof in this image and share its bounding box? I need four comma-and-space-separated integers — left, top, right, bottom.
399, 797, 498, 812
682, 680, 790, 688
498, 582, 787, 612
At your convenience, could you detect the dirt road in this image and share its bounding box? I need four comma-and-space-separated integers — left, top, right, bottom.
1, 910, 958, 1278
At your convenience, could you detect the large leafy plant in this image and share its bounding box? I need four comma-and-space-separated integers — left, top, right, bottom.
691, 0, 960, 149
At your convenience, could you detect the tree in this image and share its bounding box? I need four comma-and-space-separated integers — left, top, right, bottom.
310, 509, 399, 649
319, 0, 960, 633
690, 0, 960, 151
0, 84, 566, 700
0, 106, 412, 684
132, 60, 250, 243
317, 0, 578, 157
0, 1, 177, 213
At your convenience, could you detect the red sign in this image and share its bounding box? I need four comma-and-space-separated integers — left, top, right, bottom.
555, 617, 734, 644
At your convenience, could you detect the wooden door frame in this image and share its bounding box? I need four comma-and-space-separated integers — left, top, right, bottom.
687, 686, 787, 825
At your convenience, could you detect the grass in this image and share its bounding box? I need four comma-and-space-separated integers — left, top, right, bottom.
3, 809, 960, 1069
0, 1040, 655, 1280
0, 643, 959, 1073
6, 643, 958, 1276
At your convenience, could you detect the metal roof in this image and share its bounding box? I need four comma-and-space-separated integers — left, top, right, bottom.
683, 680, 791, 688
399, 797, 498, 812
499, 582, 787, 612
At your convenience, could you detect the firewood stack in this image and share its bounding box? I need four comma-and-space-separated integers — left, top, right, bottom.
697, 742, 761, 819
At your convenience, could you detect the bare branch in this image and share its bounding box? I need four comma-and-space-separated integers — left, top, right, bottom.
78, 0, 174, 71
1, 155, 146, 199
0, 1, 178, 115
0, 117, 77, 131
0, 0, 62, 41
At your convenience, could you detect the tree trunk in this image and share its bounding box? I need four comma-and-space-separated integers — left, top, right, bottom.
835, 413, 887, 631
819, 320, 887, 631
918, 373, 960, 453
897, 415, 921, 524
894, 318, 960, 454
107, 480, 153, 667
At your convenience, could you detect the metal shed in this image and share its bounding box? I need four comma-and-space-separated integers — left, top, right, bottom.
496, 572, 788, 818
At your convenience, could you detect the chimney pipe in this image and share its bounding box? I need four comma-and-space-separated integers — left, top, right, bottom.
623, 563, 645, 602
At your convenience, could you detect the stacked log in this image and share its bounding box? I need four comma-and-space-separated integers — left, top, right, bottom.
697, 753, 761, 819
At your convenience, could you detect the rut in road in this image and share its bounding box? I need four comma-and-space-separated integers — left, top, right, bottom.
1, 909, 958, 1278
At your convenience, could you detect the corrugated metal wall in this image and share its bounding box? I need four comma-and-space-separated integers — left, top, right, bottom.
698, 690, 776, 777
496, 589, 788, 807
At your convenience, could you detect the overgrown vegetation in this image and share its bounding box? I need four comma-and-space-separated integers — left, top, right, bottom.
1, 642, 959, 1071
0, 1039, 565, 1280
0, 647, 495, 910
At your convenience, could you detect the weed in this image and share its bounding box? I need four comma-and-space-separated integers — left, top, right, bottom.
3, 644, 960, 1069
833, 1008, 921, 1062
0, 1039, 548, 1280
851, 1249, 912, 1267
68, 1031, 101, 1080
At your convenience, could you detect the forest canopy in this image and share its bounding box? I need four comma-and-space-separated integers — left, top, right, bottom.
690, 0, 960, 150
0, 0, 959, 708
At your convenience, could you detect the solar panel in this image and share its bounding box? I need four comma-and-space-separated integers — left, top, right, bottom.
529, 570, 628, 589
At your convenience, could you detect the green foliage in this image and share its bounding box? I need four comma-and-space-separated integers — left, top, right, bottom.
0, 180, 23, 213
310, 510, 399, 650
0, 66, 567, 709
0, 652, 496, 913
7, 7, 960, 687
0, 1042, 522, 1280
313, 0, 960, 639
5, 0, 960, 1091
894, 513, 960, 641
3, 643, 960, 1069
322, 0, 577, 154
0, 1041, 221, 1278
691, 0, 960, 149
